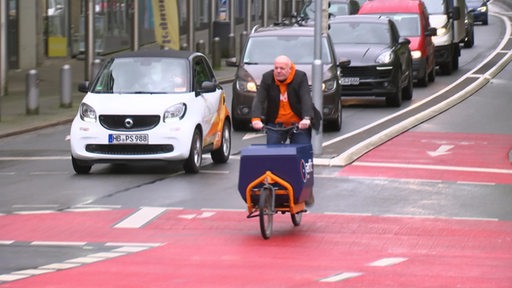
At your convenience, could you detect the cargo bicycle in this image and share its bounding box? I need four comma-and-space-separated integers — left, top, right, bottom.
238, 125, 314, 239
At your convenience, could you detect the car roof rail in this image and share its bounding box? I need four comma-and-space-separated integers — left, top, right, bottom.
251, 25, 261, 34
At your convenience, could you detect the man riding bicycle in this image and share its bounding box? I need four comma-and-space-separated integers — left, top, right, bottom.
251, 55, 321, 145
251, 55, 319, 206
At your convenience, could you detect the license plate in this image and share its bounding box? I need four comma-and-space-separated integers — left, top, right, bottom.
341, 77, 360, 85
108, 134, 149, 144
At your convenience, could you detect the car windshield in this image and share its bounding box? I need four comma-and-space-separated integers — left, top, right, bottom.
423, 0, 446, 14
379, 14, 420, 37
91, 57, 189, 94
243, 36, 332, 64
302, 1, 351, 18
466, 0, 483, 5
329, 22, 390, 44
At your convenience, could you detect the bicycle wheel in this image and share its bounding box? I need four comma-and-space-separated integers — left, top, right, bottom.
291, 212, 302, 226
259, 186, 274, 239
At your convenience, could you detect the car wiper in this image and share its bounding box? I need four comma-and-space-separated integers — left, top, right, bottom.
244, 62, 259, 65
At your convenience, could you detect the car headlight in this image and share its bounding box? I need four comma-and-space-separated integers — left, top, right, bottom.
436, 27, 448, 36
163, 103, 187, 122
478, 6, 487, 12
79, 102, 97, 122
411, 50, 422, 59
323, 78, 337, 93
236, 78, 257, 93
376, 51, 394, 64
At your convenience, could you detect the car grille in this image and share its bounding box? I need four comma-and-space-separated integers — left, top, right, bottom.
85, 144, 174, 155
341, 66, 392, 79
99, 115, 161, 131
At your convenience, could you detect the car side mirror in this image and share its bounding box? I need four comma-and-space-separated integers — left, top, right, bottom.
338, 58, 351, 68
425, 27, 437, 37
198, 81, 217, 95
78, 81, 89, 93
399, 37, 411, 46
225, 57, 238, 67
450, 7, 461, 21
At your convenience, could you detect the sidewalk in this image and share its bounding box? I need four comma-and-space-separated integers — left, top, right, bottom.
0, 54, 237, 138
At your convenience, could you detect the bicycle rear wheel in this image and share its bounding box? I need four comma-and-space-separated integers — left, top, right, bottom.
259, 186, 274, 239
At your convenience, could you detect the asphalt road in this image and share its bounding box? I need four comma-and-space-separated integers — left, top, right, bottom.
0, 4, 511, 287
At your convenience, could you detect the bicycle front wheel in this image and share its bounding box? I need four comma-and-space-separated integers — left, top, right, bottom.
259, 186, 274, 239
291, 212, 302, 226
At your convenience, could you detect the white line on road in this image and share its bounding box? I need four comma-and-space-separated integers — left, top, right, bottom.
352, 161, 512, 174
368, 257, 408, 267
319, 272, 363, 282
0, 156, 69, 161
113, 207, 168, 228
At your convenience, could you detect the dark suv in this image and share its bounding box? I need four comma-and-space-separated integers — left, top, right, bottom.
232, 25, 344, 131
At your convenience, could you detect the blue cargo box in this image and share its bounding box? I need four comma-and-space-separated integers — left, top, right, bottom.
238, 144, 314, 204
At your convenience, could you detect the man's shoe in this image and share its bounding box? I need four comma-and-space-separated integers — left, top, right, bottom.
305, 192, 315, 207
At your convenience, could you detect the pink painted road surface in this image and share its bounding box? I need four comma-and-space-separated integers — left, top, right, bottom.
0, 208, 511, 287
340, 131, 512, 184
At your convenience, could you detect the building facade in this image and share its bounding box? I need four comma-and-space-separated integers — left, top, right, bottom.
5, 0, 305, 70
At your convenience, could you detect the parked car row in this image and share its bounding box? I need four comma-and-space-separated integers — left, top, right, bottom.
68, 0, 491, 174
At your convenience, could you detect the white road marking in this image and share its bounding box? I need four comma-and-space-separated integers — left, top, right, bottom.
0, 156, 69, 161
0, 243, 160, 283
242, 132, 265, 140
319, 272, 363, 282
31, 241, 86, 246
352, 161, 512, 175
12, 269, 55, 275
113, 207, 168, 228
369, 257, 408, 267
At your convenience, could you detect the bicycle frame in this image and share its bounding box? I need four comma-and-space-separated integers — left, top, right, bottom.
245, 170, 306, 217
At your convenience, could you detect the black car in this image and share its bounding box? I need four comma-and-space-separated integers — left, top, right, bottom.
467, 0, 489, 25
329, 15, 413, 107
462, 5, 475, 48
232, 25, 345, 131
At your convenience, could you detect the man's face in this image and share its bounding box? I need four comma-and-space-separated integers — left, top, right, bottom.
273, 60, 291, 82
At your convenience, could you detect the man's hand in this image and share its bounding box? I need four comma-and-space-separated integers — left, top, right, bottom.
252, 120, 264, 130
299, 118, 311, 130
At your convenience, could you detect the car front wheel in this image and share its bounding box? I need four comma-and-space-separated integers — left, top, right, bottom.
385, 71, 403, 107
402, 68, 414, 101
211, 119, 231, 163
183, 129, 202, 174
72, 156, 92, 174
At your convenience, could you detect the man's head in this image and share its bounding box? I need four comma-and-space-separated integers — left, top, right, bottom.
273, 55, 293, 82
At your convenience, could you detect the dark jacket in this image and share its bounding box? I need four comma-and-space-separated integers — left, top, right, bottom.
252, 69, 322, 130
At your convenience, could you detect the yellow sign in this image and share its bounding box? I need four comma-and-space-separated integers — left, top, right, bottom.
151, 0, 180, 50
48, 36, 68, 57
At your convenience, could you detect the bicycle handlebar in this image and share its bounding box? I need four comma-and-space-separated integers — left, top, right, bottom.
263, 124, 300, 133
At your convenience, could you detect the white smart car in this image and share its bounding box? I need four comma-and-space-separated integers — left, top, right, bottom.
70, 49, 231, 174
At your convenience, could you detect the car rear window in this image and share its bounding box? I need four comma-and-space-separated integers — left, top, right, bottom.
373, 14, 420, 37
329, 22, 390, 44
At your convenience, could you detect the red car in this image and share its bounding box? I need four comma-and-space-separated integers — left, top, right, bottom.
358, 0, 437, 86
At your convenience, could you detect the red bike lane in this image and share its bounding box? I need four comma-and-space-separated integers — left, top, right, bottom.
1, 208, 511, 287
339, 131, 512, 184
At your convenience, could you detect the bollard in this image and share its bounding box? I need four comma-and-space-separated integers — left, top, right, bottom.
92, 59, 102, 81
212, 37, 221, 70
240, 31, 248, 59
60, 64, 73, 108
196, 40, 206, 54
26, 69, 39, 115
227, 33, 236, 58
